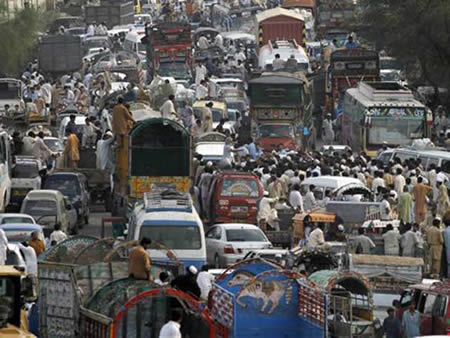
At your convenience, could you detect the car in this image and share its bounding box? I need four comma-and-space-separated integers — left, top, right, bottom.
194, 132, 227, 164
20, 190, 77, 234
10, 156, 44, 206
319, 145, 352, 156
6, 243, 27, 272
205, 223, 272, 268
0, 213, 36, 224
42, 172, 90, 225
0, 223, 46, 243
58, 114, 86, 142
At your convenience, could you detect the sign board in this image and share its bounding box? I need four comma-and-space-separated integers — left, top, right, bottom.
369, 107, 425, 118
129, 176, 191, 198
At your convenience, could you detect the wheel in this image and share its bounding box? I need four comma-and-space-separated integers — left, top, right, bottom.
214, 254, 221, 269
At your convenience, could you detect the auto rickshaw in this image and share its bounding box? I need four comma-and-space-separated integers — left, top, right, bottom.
292, 211, 337, 245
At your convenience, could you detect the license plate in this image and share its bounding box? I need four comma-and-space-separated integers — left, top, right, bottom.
13, 189, 28, 196
231, 206, 248, 213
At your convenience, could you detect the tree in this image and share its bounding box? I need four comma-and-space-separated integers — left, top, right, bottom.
0, 7, 45, 76
358, 0, 450, 99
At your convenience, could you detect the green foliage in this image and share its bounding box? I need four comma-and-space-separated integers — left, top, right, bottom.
0, 7, 46, 76
358, 0, 450, 89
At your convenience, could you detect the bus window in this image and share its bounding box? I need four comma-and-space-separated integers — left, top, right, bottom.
441, 160, 450, 174
418, 156, 430, 170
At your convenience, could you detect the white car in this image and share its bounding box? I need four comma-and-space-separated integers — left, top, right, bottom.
0, 213, 36, 224
10, 157, 44, 206
205, 223, 272, 268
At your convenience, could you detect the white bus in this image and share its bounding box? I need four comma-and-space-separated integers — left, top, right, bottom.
340, 81, 431, 157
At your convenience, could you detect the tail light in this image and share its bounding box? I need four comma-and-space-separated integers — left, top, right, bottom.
219, 200, 229, 206
223, 245, 235, 254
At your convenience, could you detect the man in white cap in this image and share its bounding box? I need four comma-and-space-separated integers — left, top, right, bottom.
96, 131, 115, 171
171, 265, 201, 298
257, 191, 278, 231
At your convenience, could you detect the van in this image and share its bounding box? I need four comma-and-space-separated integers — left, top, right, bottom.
128, 190, 206, 270
397, 280, 450, 335
42, 172, 90, 224
20, 190, 78, 234
377, 147, 450, 173
123, 30, 146, 59
206, 171, 264, 224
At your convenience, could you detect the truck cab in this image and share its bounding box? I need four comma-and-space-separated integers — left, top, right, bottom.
248, 72, 313, 151
0, 266, 36, 337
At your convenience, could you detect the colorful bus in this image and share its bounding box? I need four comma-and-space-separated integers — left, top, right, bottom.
340, 81, 431, 157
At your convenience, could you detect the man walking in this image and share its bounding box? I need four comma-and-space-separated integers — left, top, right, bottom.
412, 177, 432, 223
426, 218, 444, 278
129, 237, 152, 281
402, 302, 421, 338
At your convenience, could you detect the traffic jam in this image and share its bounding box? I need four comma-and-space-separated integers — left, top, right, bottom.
0, 0, 449, 337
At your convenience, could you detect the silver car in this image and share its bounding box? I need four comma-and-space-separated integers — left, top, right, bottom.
205, 223, 272, 268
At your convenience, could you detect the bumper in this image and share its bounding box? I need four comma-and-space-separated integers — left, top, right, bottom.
222, 254, 246, 267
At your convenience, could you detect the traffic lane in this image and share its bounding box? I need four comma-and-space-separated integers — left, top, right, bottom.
80, 211, 113, 238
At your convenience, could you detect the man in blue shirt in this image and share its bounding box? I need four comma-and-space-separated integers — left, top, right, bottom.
344, 35, 360, 49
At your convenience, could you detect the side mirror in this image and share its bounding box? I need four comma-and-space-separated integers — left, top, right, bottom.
22, 275, 37, 303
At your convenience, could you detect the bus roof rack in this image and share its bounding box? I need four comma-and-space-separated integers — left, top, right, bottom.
144, 188, 193, 213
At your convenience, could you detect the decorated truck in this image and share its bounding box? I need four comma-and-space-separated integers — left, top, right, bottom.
248, 71, 313, 151
325, 48, 380, 119
144, 23, 193, 82
209, 258, 327, 337
113, 117, 192, 216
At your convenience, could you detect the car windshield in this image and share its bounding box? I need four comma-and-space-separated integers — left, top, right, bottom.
226, 101, 245, 112
43, 177, 80, 196
226, 229, 267, 242
259, 125, 294, 138
212, 109, 226, 122
140, 225, 201, 249
12, 162, 39, 179
1, 217, 33, 224
23, 200, 57, 216
159, 62, 190, 78
0, 82, 20, 100
44, 139, 63, 152
221, 178, 259, 197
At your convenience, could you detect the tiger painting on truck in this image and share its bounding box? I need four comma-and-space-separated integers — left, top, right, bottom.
236, 279, 293, 314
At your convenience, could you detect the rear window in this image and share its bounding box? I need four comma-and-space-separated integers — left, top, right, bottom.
12, 162, 39, 178
23, 200, 57, 216
1, 217, 33, 224
140, 225, 201, 250
43, 176, 81, 196
226, 229, 267, 242
3, 229, 35, 243
220, 178, 259, 198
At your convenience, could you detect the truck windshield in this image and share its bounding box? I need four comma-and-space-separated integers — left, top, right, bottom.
220, 178, 259, 198
12, 162, 39, 179
43, 177, 80, 197
250, 84, 302, 106
23, 200, 57, 216
368, 119, 424, 147
0, 276, 18, 323
140, 225, 201, 250
259, 125, 294, 138
159, 62, 190, 78
0, 82, 20, 100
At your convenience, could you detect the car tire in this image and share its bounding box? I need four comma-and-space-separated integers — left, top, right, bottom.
214, 254, 220, 269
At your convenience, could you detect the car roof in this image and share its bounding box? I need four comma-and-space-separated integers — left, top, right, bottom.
25, 189, 62, 199
213, 223, 260, 230
0, 213, 34, 219
0, 223, 42, 230
46, 172, 84, 178
137, 210, 200, 224
301, 176, 362, 189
